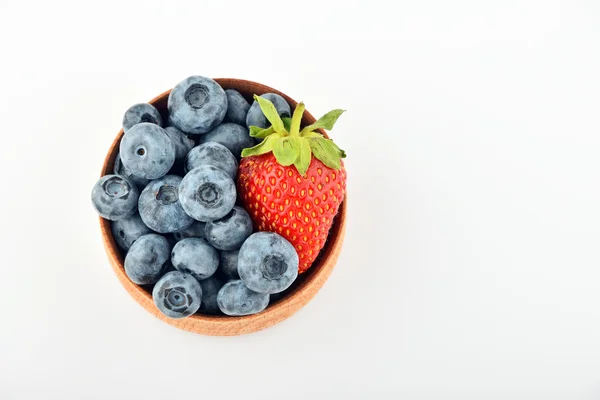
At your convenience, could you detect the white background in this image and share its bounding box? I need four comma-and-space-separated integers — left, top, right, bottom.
1, 0, 600, 399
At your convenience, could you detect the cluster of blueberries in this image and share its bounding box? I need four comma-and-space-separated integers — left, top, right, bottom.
91, 76, 298, 318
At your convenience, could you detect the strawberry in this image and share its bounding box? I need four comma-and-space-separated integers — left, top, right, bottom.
237, 95, 347, 273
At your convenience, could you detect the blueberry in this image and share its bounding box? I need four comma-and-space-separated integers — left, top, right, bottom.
124, 233, 171, 285
120, 123, 176, 180
197, 123, 254, 159
153, 271, 203, 319
220, 250, 239, 280
138, 175, 193, 233
164, 126, 195, 162
179, 165, 236, 222
217, 280, 269, 316
185, 142, 238, 179
173, 221, 206, 241
122, 103, 162, 131
246, 93, 291, 129
224, 89, 250, 125
168, 76, 227, 134
204, 206, 253, 251
91, 174, 139, 221
113, 153, 150, 189
111, 212, 152, 251
238, 232, 299, 294
198, 276, 224, 314
171, 238, 219, 281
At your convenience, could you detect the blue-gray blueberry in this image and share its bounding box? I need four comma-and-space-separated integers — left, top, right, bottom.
124, 234, 171, 285
197, 123, 254, 159
164, 126, 195, 162
153, 271, 203, 318
122, 103, 162, 131
167, 76, 227, 134
179, 165, 236, 222
111, 212, 152, 251
138, 175, 193, 233
185, 142, 237, 179
171, 238, 219, 281
91, 174, 139, 221
217, 280, 269, 316
119, 123, 175, 180
204, 206, 252, 251
224, 89, 250, 126
237, 232, 299, 294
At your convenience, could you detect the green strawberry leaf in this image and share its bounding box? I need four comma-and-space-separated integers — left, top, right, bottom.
244, 101, 347, 167
300, 109, 345, 135
249, 126, 262, 137
302, 130, 323, 139
289, 102, 305, 136
254, 95, 285, 133
294, 138, 312, 175
249, 125, 275, 139
241, 134, 279, 157
308, 137, 343, 170
327, 139, 347, 158
273, 136, 300, 166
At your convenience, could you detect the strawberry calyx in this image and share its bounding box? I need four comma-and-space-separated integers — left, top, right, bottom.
241, 95, 346, 175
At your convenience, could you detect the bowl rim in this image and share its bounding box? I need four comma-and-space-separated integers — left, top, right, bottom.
99, 78, 346, 336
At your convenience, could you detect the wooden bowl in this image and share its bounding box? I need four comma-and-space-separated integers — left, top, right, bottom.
100, 78, 347, 336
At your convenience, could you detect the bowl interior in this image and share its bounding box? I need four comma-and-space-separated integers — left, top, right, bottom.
100, 78, 346, 334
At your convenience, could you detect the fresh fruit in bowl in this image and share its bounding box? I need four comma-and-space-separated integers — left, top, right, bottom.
92, 76, 347, 335
237, 96, 346, 273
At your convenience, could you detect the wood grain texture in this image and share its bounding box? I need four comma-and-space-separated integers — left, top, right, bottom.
100, 78, 347, 336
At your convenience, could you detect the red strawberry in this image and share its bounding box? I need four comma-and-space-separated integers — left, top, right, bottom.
237, 96, 347, 273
